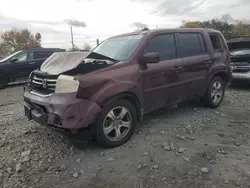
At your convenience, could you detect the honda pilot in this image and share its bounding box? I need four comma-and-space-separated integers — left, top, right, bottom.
23, 28, 232, 148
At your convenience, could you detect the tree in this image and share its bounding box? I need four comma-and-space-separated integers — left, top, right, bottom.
181, 19, 235, 39
67, 43, 92, 52
0, 29, 42, 56
82, 42, 91, 51
233, 21, 250, 36
181, 21, 201, 28
181, 15, 250, 39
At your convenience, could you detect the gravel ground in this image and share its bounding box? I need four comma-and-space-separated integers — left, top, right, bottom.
1, 84, 250, 188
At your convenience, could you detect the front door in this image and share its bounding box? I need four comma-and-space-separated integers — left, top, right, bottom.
8, 51, 36, 80
139, 33, 181, 113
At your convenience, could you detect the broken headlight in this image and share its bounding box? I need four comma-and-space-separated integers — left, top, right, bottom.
55, 75, 79, 93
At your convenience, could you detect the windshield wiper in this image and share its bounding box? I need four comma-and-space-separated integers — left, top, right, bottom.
93, 60, 107, 64
87, 52, 119, 63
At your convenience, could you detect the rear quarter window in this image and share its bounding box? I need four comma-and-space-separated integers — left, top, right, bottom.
209, 33, 225, 52
178, 33, 206, 57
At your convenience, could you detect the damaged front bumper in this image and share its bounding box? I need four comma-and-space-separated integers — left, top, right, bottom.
23, 89, 101, 139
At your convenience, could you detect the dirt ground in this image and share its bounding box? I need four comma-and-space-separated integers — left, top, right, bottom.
1, 83, 250, 188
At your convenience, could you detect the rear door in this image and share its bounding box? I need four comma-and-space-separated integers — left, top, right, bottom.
175, 32, 211, 101
139, 33, 183, 112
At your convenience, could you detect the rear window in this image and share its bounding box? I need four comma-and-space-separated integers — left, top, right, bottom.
179, 33, 206, 57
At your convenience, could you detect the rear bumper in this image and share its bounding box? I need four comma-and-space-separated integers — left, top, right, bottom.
23, 90, 101, 130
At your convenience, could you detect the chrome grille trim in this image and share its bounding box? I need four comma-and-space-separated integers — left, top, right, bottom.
31, 75, 57, 91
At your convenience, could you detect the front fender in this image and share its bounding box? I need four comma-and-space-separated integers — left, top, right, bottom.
93, 82, 141, 106
77, 77, 140, 105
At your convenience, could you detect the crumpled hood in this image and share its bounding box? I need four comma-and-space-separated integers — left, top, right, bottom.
40, 52, 90, 75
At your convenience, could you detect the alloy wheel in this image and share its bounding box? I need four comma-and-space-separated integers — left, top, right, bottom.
103, 106, 132, 142
211, 81, 223, 104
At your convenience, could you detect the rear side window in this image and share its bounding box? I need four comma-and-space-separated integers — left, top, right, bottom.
209, 34, 223, 52
179, 33, 206, 57
143, 34, 177, 61
34, 51, 54, 59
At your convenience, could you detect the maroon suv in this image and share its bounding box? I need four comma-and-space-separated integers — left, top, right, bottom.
23, 28, 232, 148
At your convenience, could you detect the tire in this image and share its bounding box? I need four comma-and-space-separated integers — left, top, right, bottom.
0, 74, 8, 90
203, 76, 225, 108
95, 99, 138, 148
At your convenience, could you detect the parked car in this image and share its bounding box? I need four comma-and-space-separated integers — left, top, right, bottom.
23, 28, 232, 148
0, 48, 65, 89
227, 36, 250, 82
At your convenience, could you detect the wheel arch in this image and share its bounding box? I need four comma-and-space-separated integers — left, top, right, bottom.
100, 91, 142, 121
213, 71, 231, 84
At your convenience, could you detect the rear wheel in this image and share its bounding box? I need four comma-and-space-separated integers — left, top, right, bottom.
95, 99, 137, 148
203, 76, 225, 108
0, 74, 8, 89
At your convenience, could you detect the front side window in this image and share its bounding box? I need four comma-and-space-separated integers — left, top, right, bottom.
12, 52, 34, 62
143, 34, 177, 61
179, 33, 205, 57
93, 35, 144, 61
0, 51, 21, 62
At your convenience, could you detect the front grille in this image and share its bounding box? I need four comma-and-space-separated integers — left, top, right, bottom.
232, 66, 250, 73
231, 61, 250, 73
32, 76, 57, 90
233, 69, 250, 73
29, 71, 58, 95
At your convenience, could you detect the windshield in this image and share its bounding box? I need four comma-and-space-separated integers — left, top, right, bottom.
0, 51, 21, 62
92, 35, 144, 61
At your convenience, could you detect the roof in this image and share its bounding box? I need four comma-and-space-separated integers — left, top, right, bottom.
23, 48, 65, 52
110, 28, 221, 38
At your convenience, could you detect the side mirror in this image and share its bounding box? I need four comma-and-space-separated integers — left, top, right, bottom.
10, 58, 18, 63
140, 52, 160, 64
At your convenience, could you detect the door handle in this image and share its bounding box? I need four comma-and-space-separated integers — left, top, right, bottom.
172, 66, 182, 71
204, 60, 213, 64
29, 62, 36, 64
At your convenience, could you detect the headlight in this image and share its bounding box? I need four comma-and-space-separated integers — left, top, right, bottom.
55, 75, 79, 93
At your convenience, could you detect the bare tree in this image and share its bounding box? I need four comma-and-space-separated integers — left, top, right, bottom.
82, 42, 91, 51
0, 29, 41, 55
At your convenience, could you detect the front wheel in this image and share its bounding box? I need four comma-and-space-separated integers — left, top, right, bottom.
202, 76, 225, 108
95, 99, 137, 148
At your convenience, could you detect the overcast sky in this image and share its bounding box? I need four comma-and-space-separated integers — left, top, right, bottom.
0, 0, 249, 49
